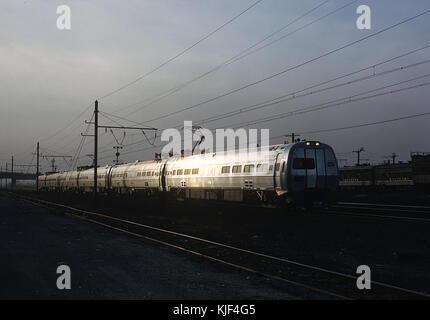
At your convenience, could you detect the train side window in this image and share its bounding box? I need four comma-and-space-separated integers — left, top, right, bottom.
232, 165, 242, 173
269, 165, 274, 171
244, 164, 254, 173
177, 169, 183, 175
184, 169, 191, 175
173, 170, 176, 175
221, 166, 230, 174
192, 168, 199, 175
275, 163, 280, 171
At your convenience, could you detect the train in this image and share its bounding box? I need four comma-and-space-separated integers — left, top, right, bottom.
38, 141, 340, 207
339, 152, 430, 191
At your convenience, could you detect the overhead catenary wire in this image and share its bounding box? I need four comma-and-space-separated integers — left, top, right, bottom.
12, 105, 93, 162
47, 8, 430, 166
92, 64, 430, 160
97, 47, 430, 139
26, 7, 430, 169
272, 112, 430, 138
122, 9, 430, 126
193, 57, 430, 126
109, 0, 337, 115
229, 75, 430, 128
96, 78, 430, 161
14, 1, 265, 165
97, 0, 265, 101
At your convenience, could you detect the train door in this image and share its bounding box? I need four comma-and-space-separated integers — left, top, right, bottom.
280, 159, 287, 190
106, 166, 113, 190
304, 149, 317, 188
315, 148, 327, 189
159, 162, 167, 192
273, 152, 282, 192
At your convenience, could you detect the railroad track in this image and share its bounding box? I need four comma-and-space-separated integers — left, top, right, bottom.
8, 192, 430, 300
325, 201, 430, 222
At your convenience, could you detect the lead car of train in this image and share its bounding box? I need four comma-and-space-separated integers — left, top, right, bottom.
39, 141, 339, 207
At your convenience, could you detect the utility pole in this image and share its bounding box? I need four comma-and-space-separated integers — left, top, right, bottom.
352, 147, 365, 166
94, 100, 98, 199
11, 156, 14, 189
51, 159, 56, 172
85, 100, 157, 200
390, 152, 398, 165
1, 165, 2, 189
285, 133, 300, 144
5, 163, 7, 189
36, 142, 39, 192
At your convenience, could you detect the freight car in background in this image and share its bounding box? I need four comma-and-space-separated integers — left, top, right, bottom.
339, 152, 430, 192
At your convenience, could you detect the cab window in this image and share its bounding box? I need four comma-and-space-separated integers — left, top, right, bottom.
293, 158, 315, 169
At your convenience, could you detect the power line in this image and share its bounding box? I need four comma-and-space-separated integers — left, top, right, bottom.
62, 11, 430, 163
227, 0, 358, 65
102, 48, 430, 134
193, 57, 430, 126
110, 0, 336, 115
97, 0, 265, 100
86, 52, 430, 160
47, 41, 430, 157
229, 75, 430, 128
12, 105, 92, 161
41, 105, 93, 142
97, 77, 430, 161
294, 112, 430, 135
130, 8, 430, 125
26, 7, 430, 167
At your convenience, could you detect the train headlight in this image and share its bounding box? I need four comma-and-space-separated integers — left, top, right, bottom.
316, 142, 320, 146
306, 142, 310, 146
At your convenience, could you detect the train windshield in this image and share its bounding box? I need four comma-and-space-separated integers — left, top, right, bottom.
291, 145, 338, 190
293, 158, 315, 170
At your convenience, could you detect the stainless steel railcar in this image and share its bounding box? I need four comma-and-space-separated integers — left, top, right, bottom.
39, 141, 339, 206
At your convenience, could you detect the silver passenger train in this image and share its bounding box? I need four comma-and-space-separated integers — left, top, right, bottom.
39, 141, 339, 206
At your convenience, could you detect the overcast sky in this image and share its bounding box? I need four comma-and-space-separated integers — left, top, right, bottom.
1, 0, 429, 172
